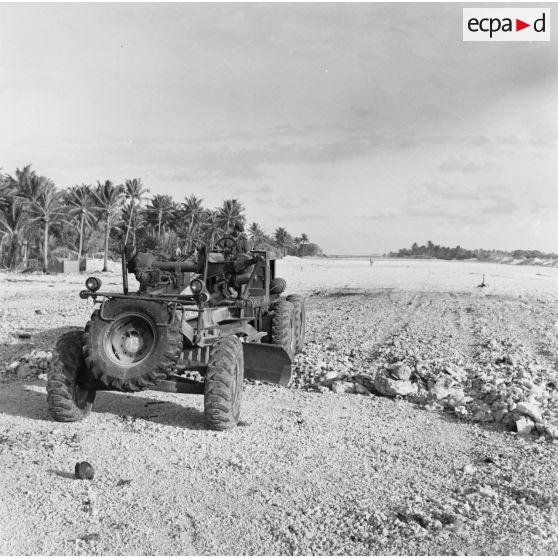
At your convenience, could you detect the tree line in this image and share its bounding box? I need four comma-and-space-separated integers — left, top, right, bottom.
0, 165, 321, 272
389, 241, 558, 261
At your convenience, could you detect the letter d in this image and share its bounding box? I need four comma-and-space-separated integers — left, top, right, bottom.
534, 13, 546, 32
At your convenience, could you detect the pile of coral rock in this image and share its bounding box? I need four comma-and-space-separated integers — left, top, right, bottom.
1, 349, 53, 382
292, 335, 558, 442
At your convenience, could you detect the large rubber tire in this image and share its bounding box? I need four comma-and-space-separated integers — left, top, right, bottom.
286, 294, 306, 354
270, 277, 287, 295
204, 336, 244, 431
47, 330, 96, 422
83, 299, 181, 392
270, 300, 296, 359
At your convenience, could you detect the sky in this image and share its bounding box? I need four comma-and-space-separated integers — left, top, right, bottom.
1, 2, 557, 255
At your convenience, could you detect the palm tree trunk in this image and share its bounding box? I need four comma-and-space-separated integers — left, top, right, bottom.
103, 217, 110, 272
22, 241, 28, 268
43, 220, 49, 273
158, 212, 162, 243
78, 213, 84, 263
187, 215, 195, 252
125, 204, 134, 245
8, 236, 19, 269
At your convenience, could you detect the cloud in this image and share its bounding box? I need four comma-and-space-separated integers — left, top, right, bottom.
144, 170, 198, 183
273, 212, 329, 222
254, 196, 300, 210
404, 205, 448, 219
403, 205, 487, 225
229, 185, 272, 195
359, 212, 400, 221
419, 180, 507, 202
68, 127, 531, 190
482, 197, 518, 214
439, 156, 497, 173
402, 179, 519, 224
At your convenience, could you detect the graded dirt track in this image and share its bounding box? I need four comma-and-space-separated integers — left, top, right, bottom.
1, 259, 557, 555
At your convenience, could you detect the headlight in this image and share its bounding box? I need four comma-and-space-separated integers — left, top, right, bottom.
190, 278, 204, 294
85, 277, 102, 292
197, 291, 209, 303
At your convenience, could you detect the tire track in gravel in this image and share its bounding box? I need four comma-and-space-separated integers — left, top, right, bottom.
471, 296, 557, 368
306, 289, 417, 356
298, 290, 437, 383
357, 291, 433, 362
448, 294, 481, 361
512, 299, 558, 371
363, 292, 478, 371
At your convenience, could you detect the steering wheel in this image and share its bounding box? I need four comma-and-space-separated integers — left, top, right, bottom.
215, 236, 237, 251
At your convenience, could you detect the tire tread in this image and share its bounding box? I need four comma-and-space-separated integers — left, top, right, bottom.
204, 337, 244, 431
46, 330, 96, 422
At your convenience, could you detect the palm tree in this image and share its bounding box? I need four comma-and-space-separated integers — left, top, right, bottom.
7, 165, 34, 198
162, 200, 182, 254
0, 197, 28, 269
94, 180, 125, 272
7, 165, 40, 263
66, 184, 96, 264
274, 227, 292, 257
121, 200, 136, 240
293, 237, 302, 256
0, 173, 13, 214
147, 194, 174, 244
300, 233, 309, 257
9, 168, 60, 271
199, 209, 221, 247
28, 181, 64, 272
181, 195, 204, 252
248, 222, 265, 249
216, 199, 245, 233
124, 178, 149, 246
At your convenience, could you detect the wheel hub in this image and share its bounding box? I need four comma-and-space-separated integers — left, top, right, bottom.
122, 331, 142, 355
104, 314, 156, 366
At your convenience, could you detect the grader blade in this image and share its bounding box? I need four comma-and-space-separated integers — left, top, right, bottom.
243, 343, 292, 386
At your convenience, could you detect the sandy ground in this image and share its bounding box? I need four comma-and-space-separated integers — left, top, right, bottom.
284, 256, 558, 300
1, 258, 558, 555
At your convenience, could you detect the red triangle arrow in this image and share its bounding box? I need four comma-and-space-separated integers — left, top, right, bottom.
516, 19, 530, 31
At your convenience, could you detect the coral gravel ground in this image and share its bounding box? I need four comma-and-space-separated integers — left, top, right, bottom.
1, 259, 558, 555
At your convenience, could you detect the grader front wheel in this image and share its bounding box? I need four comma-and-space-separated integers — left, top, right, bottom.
204, 336, 244, 431
47, 330, 97, 422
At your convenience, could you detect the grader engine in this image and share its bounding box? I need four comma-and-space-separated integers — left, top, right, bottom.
46, 237, 306, 430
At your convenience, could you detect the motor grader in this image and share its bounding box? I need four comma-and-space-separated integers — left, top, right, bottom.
46, 237, 305, 430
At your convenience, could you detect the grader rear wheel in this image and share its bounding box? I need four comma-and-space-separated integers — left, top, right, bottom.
270, 300, 296, 359
286, 294, 306, 354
